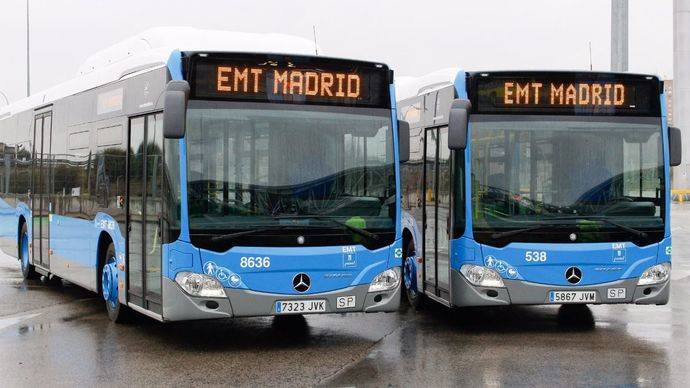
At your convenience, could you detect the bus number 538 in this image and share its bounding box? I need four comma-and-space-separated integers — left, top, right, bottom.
525, 251, 547, 262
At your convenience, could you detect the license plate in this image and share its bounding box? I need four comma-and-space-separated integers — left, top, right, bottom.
549, 291, 597, 303
275, 300, 327, 314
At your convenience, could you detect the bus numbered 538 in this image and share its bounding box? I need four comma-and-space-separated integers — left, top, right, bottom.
397, 70, 680, 308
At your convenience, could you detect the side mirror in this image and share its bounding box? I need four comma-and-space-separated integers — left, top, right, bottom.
669, 126, 682, 167
398, 120, 410, 163
163, 80, 190, 139
448, 99, 471, 150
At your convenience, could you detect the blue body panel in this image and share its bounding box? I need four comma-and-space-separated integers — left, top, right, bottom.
476, 239, 670, 286
163, 243, 399, 295
50, 213, 125, 290
0, 197, 125, 291
49, 215, 96, 266
0, 198, 14, 233
0, 198, 17, 253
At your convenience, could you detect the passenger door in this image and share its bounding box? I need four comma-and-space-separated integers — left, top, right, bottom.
422, 126, 451, 300
436, 127, 451, 293
31, 111, 52, 269
127, 113, 163, 313
423, 128, 438, 294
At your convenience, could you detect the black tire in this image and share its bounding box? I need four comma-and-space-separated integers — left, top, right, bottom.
102, 242, 131, 323
43, 274, 63, 287
557, 304, 594, 328
18, 223, 38, 280
403, 239, 424, 309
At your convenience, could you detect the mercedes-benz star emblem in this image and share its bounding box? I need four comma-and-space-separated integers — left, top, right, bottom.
565, 267, 583, 284
293, 273, 310, 292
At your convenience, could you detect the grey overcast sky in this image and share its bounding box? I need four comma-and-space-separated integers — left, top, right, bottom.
0, 0, 673, 104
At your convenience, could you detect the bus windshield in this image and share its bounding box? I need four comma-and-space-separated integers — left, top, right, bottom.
186, 101, 396, 249
470, 115, 664, 245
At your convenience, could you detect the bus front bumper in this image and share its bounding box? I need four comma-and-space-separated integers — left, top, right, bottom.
161, 277, 401, 321
450, 269, 670, 307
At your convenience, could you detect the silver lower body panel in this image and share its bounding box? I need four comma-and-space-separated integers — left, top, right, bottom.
450, 269, 670, 307
161, 277, 400, 321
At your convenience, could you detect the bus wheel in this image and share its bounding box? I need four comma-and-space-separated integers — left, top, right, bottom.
403, 240, 424, 309
102, 242, 130, 323
18, 223, 38, 280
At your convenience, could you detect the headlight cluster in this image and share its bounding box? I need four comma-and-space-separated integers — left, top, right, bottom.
637, 263, 671, 286
368, 267, 401, 292
175, 272, 226, 298
460, 264, 505, 288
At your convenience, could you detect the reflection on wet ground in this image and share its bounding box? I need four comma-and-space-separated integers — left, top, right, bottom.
0, 259, 407, 386
327, 301, 685, 387
0, 205, 688, 386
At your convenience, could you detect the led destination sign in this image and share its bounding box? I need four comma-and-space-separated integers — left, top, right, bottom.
217, 66, 361, 98
473, 73, 660, 116
190, 54, 390, 108
503, 81, 626, 107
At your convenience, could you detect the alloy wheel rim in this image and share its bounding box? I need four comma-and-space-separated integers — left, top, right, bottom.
21, 232, 29, 269
404, 256, 417, 296
102, 256, 118, 309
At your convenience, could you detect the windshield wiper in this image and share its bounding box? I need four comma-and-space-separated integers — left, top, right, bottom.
490, 223, 551, 239
210, 225, 305, 242
314, 216, 380, 242
544, 216, 648, 239
273, 214, 380, 242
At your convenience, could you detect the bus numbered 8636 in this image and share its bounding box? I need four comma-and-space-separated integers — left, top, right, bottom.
0, 28, 407, 322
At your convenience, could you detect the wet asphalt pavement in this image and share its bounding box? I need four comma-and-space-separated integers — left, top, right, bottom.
1, 207, 689, 387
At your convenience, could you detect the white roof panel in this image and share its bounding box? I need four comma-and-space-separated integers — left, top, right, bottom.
1, 27, 319, 119
395, 68, 461, 101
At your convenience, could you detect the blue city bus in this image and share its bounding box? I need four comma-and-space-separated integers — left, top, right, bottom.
0, 29, 405, 322
397, 70, 682, 308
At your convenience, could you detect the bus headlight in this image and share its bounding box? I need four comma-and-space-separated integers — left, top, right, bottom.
175, 272, 226, 298
460, 264, 505, 288
637, 263, 671, 286
368, 268, 401, 292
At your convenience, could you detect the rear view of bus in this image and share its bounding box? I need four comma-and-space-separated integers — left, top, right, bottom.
163, 53, 403, 320
398, 71, 681, 308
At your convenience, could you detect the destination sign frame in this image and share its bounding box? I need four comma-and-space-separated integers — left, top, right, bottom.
469, 72, 661, 116
185, 53, 392, 108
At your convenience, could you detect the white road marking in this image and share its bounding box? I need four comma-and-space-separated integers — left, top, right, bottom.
0, 313, 40, 331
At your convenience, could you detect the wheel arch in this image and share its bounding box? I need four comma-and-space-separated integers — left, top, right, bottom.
17, 216, 27, 263
96, 231, 114, 296
402, 227, 415, 259
17, 215, 26, 243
